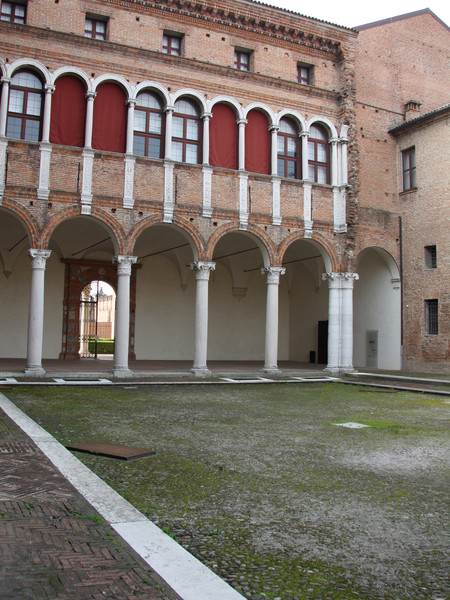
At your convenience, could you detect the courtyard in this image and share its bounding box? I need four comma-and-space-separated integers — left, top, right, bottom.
5, 382, 449, 600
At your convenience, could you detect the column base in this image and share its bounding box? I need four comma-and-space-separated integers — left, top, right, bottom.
113, 367, 133, 378
191, 367, 212, 377
24, 365, 46, 377
261, 366, 281, 374
324, 365, 356, 376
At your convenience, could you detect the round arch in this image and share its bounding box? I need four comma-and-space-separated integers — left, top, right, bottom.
278, 230, 338, 273
0, 201, 40, 247
244, 102, 276, 126
205, 223, 277, 267
356, 246, 400, 280
306, 116, 338, 139
133, 81, 170, 106
93, 74, 133, 99
208, 95, 244, 120
276, 109, 306, 132
6, 59, 51, 85
51, 66, 91, 89
170, 88, 207, 113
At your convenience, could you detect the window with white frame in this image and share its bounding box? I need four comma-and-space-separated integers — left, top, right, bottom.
277, 118, 301, 179
308, 124, 330, 184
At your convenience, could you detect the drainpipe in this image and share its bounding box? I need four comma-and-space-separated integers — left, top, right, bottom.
399, 216, 404, 369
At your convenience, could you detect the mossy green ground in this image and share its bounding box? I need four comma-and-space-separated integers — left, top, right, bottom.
7, 383, 449, 600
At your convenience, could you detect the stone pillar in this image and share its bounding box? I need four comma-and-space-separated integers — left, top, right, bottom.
261, 266, 285, 373
300, 132, 309, 181
237, 118, 247, 170
84, 91, 96, 149
0, 77, 11, 136
41, 84, 55, 143
164, 106, 174, 160
113, 255, 137, 377
269, 125, 279, 176
322, 272, 359, 374
191, 261, 215, 376
330, 138, 339, 187
25, 249, 52, 376
201, 112, 212, 165
125, 99, 136, 155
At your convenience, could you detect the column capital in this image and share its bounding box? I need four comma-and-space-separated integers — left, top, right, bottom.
164, 105, 175, 114
300, 131, 309, 139
86, 91, 97, 101
201, 111, 213, 120
191, 261, 216, 280
113, 255, 138, 276
236, 118, 248, 126
261, 266, 286, 284
45, 84, 56, 94
127, 98, 137, 107
269, 125, 279, 133
322, 272, 359, 287
28, 249, 51, 269
329, 137, 339, 145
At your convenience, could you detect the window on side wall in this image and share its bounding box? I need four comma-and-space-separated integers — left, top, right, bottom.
277, 118, 301, 179
163, 33, 182, 56
424, 245, 437, 269
402, 147, 416, 191
425, 299, 438, 335
297, 64, 312, 85
308, 124, 330, 184
85, 16, 108, 40
0, 1, 26, 24
172, 98, 200, 164
133, 92, 164, 159
234, 50, 251, 71
6, 71, 43, 142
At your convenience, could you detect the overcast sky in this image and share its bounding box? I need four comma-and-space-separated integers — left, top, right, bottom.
260, 0, 449, 29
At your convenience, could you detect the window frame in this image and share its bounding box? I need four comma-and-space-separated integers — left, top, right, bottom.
6, 70, 43, 142
277, 118, 301, 180
308, 124, 330, 185
424, 245, 437, 269
84, 16, 108, 40
133, 92, 164, 159
162, 33, 182, 56
402, 146, 417, 192
171, 98, 201, 165
0, 1, 26, 24
425, 299, 438, 335
234, 49, 251, 72
297, 64, 312, 85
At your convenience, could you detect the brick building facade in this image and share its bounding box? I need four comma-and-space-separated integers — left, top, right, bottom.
0, 1, 447, 375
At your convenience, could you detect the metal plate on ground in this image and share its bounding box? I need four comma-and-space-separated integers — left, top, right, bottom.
66, 442, 156, 460
220, 377, 274, 383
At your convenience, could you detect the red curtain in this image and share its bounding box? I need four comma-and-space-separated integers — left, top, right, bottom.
50, 75, 86, 147
92, 83, 126, 153
210, 103, 237, 169
245, 110, 270, 175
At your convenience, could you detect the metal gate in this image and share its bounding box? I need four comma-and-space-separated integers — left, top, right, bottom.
79, 294, 99, 358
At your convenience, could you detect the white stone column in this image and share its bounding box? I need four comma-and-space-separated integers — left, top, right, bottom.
237, 118, 247, 171
202, 111, 212, 165
113, 255, 137, 378
339, 125, 349, 187
303, 181, 313, 236
300, 132, 309, 181
261, 266, 285, 373
269, 125, 279, 176
41, 84, 55, 144
125, 99, 136, 155
164, 106, 174, 160
191, 261, 215, 376
25, 249, 52, 376
84, 91, 96, 149
322, 272, 358, 374
330, 138, 339, 187
0, 77, 11, 136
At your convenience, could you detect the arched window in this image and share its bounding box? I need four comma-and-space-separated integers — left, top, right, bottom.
6, 71, 43, 142
92, 82, 126, 153
245, 110, 270, 175
50, 75, 86, 147
210, 103, 237, 170
308, 124, 330, 184
277, 117, 300, 179
133, 92, 163, 158
172, 98, 200, 164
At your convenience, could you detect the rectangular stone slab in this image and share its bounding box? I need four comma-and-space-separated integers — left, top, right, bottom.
66, 442, 156, 461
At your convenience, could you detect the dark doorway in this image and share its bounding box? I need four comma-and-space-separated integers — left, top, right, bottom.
318, 320, 328, 364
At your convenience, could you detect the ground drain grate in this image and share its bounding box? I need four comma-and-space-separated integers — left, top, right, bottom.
66, 442, 156, 461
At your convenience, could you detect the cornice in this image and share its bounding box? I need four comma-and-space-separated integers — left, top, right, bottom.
94, 0, 350, 58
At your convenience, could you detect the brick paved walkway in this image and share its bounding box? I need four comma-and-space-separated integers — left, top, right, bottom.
0, 410, 179, 600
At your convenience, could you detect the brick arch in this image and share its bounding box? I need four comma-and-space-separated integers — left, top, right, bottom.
205, 223, 278, 266
127, 214, 205, 260
278, 230, 339, 273
40, 206, 125, 253
1, 201, 41, 246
